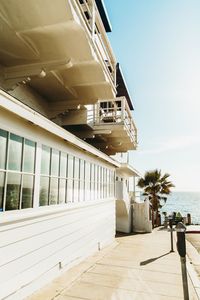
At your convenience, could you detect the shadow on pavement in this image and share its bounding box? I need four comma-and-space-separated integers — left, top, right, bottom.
140, 252, 171, 266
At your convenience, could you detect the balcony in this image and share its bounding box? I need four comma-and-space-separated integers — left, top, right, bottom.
0, 0, 116, 107
62, 97, 137, 155
91, 97, 137, 154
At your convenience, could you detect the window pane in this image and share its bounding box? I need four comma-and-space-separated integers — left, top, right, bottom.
91, 182, 94, 200
51, 149, 59, 176
41, 145, 50, 175
59, 179, 66, 204
22, 175, 34, 209
74, 158, 79, 179
79, 181, 84, 202
0, 172, 5, 211
67, 179, 73, 202
85, 162, 90, 180
91, 164, 94, 183
0, 129, 7, 170
80, 160, 85, 180
23, 139, 36, 173
73, 180, 79, 202
68, 155, 74, 178
85, 181, 90, 201
8, 133, 22, 171
60, 153, 67, 177
39, 176, 49, 206
6, 172, 21, 210
49, 177, 58, 205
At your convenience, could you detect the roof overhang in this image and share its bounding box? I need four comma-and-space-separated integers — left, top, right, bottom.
116, 63, 134, 110
95, 0, 112, 32
116, 163, 141, 177
0, 89, 120, 168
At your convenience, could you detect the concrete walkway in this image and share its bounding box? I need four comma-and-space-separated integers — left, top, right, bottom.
28, 228, 199, 300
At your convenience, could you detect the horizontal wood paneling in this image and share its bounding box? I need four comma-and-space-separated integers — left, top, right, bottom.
0, 199, 115, 300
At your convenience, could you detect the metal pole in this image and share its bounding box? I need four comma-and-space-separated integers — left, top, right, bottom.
170, 227, 174, 252
168, 217, 174, 252
176, 222, 189, 300
180, 257, 189, 300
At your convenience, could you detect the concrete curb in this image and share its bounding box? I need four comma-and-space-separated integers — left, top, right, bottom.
186, 239, 200, 299
186, 261, 200, 299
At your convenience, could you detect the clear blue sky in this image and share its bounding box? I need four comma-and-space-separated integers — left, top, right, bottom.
104, 0, 200, 191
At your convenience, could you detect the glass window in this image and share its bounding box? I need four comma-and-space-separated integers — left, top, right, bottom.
68, 155, 74, 178
73, 181, 79, 202
49, 177, 58, 205
80, 160, 85, 180
22, 175, 34, 209
8, 134, 23, 171
59, 179, 66, 204
67, 179, 73, 202
74, 158, 80, 179
0, 129, 7, 170
85, 162, 90, 180
23, 139, 36, 173
6, 172, 21, 210
100, 167, 103, 198
91, 164, 94, 183
51, 149, 59, 176
0, 172, 5, 211
41, 146, 50, 175
49, 177, 58, 204
79, 181, 84, 202
60, 153, 67, 178
39, 176, 49, 206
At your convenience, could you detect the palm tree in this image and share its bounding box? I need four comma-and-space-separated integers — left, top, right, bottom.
137, 169, 175, 228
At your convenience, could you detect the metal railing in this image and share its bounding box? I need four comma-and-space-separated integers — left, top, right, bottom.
91, 97, 137, 145
75, 0, 116, 88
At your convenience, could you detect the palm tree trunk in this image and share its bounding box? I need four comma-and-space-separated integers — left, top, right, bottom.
152, 209, 155, 228
156, 209, 159, 227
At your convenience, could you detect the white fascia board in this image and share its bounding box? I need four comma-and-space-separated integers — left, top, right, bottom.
0, 89, 120, 168
117, 163, 141, 177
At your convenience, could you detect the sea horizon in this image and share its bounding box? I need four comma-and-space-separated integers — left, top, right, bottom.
161, 191, 200, 225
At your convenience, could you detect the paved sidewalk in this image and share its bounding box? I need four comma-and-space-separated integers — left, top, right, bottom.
28, 228, 199, 300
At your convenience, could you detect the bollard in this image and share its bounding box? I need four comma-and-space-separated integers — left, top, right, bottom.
176, 222, 189, 300
187, 213, 191, 225
168, 216, 174, 252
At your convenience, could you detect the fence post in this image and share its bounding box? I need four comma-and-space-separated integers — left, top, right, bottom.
176, 222, 189, 300
168, 216, 174, 252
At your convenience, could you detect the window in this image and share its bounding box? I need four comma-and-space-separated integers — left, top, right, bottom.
0, 129, 7, 170
0, 127, 116, 211
85, 161, 90, 200
6, 172, 21, 210
73, 157, 80, 202
79, 159, 85, 202
41, 145, 50, 175
0, 130, 36, 211
67, 155, 74, 203
23, 139, 35, 173
0, 172, 5, 211
22, 174, 34, 209
40, 147, 60, 206
8, 134, 23, 171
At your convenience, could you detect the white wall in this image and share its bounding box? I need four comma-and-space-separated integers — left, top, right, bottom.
133, 200, 152, 233
0, 200, 115, 300
115, 181, 131, 233
0, 106, 116, 299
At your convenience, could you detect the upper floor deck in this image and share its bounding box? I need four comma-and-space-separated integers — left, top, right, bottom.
0, 0, 116, 106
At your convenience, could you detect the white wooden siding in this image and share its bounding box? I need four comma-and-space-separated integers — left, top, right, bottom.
0, 199, 115, 299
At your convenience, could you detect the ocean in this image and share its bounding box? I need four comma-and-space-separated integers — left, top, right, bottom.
160, 192, 200, 225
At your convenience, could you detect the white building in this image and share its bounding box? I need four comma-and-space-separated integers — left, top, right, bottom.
0, 1, 139, 299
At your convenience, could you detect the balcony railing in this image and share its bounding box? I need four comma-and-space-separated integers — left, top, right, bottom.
75, 0, 116, 88
91, 97, 137, 145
